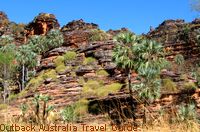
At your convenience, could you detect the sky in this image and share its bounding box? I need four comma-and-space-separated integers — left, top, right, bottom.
0, 0, 199, 34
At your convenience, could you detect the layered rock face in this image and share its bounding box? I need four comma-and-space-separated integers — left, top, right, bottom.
147, 19, 200, 59
61, 19, 98, 48
25, 13, 60, 36
2, 12, 200, 124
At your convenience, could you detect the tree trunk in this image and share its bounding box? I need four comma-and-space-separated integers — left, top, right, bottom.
3, 64, 7, 103
128, 69, 132, 96
25, 67, 29, 83
22, 65, 24, 90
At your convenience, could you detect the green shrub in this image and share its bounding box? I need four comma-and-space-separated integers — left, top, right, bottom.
54, 56, 65, 67
96, 70, 109, 76
26, 74, 44, 90
89, 29, 110, 42
74, 99, 89, 116
183, 82, 197, 90
82, 80, 101, 96
97, 83, 122, 97
61, 99, 89, 122
60, 104, 78, 122
162, 79, 177, 92
83, 57, 97, 65
174, 54, 185, 65
55, 65, 66, 74
43, 69, 57, 80
177, 103, 198, 122
63, 51, 77, 62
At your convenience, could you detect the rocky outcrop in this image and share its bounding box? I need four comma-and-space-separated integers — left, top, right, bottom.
25, 13, 60, 36
147, 19, 200, 60
61, 19, 98, 48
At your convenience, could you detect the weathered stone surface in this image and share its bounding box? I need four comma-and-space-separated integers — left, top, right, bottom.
61, 19, 98, 48
147, 19, 200, 59
25, 13, 60, 36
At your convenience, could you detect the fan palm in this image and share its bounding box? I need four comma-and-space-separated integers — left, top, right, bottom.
113, 32, 140, 96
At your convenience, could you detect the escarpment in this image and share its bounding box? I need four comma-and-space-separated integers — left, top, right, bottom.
1, 12, 200, 124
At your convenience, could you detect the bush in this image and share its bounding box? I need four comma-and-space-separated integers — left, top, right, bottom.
60, 99, 89, 122
74, 99, 89, 116
174, 54, 185, 65
162, 79, 177, 92
96, 70, 109, 76
43, 69, 57, 80
60, 104, 78, 122
63, 51, 77, 62
183, 82, 197, 90
55, 65, 66, 74
83, 57, 97, 65
89, 29, 110, 42
177, 103, 199, 125
83, 81, 122, 97
54, 56, 65, 67
97, 83, 122, 97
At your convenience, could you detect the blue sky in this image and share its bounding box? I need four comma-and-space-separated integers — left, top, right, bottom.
0, 0, 199, 34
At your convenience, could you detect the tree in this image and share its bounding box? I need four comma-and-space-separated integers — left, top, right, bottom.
27, 29, 64, 55
132, 39, 168, 123
113, 32, 168, 124
16, 44, 37, 91
0, 36, 16, 103
113, 32, 140, 96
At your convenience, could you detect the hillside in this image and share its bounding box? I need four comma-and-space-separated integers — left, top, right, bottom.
0, 12, 200, 130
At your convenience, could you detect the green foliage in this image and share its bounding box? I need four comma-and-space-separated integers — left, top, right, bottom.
96, 69, 109, 76
177, 103, 198, 122
16, 44, 37, 68
113, 32, 139, 70
174, 54, 185, 66
54, 56, 66, 74
162, 78, 177, 92
83, 80, 122, 97
89, 29, 110, 42
183, 82, 197, 90
54, 56, 65, 67
55, 65, 66, 74
60, 104, 78, 122
43, 69, 57, 80
26, 71, 44, 90
74, 99, 89, 116
97, 83, 122, 97
133, 79, 161, 101
83, 57, 97, 65
60, 99, 89, 122
0, 35, 14, 47
27, 29, 64, 54
63, 51, 77, 62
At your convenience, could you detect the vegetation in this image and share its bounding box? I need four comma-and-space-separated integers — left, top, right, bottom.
83, 57, 97, 65
162, 78, 177, 92
63, 51, 77, 62
96, 69, 109, 76
89, 29, 110, 42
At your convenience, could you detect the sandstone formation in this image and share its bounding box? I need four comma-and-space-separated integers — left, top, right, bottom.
25, 13, 60, 36
147, 19, 200, 60
1, 12, 200, 125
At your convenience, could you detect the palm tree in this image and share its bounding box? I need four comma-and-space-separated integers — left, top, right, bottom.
0, 37, 16, 103
113, 32, 140, 96
132, 40, 168, 124
45, 29, 64, 50
16, 44, 37, 91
